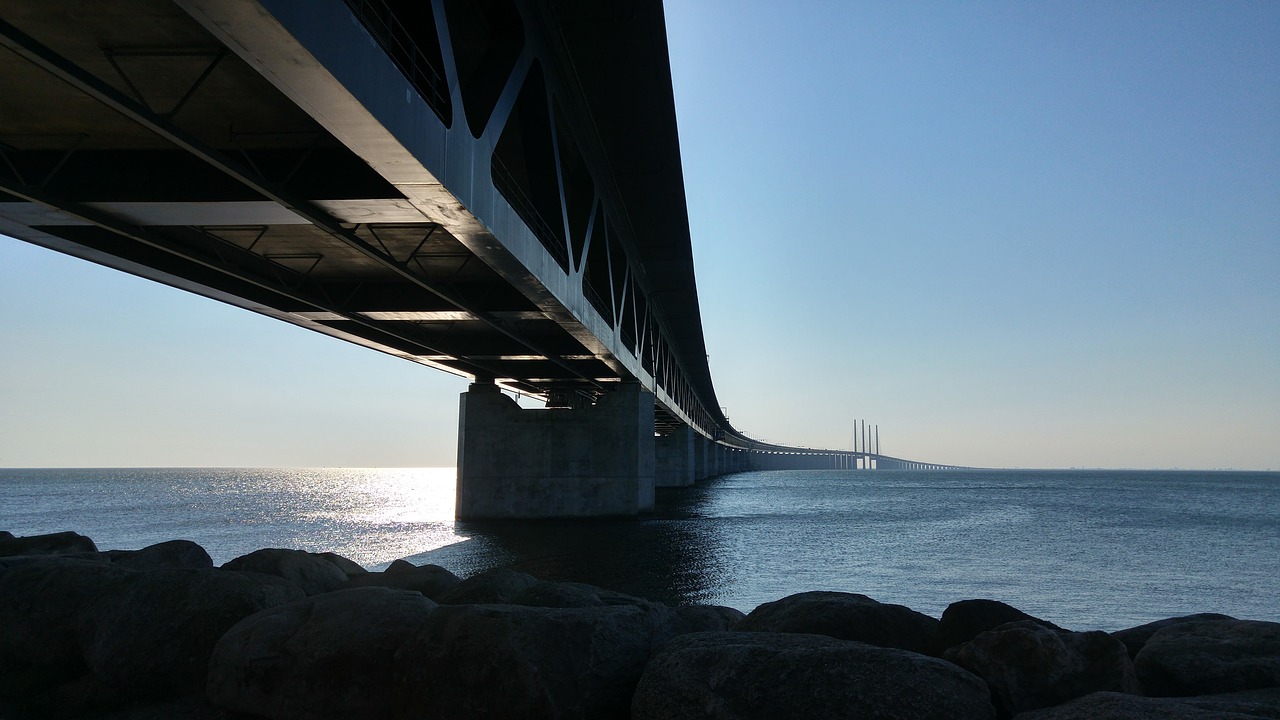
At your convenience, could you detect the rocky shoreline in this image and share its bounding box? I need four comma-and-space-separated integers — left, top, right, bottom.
2, 530, 1278, 719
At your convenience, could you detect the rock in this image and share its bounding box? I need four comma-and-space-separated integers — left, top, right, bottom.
0, 530, 13, 540
318, 551, 366, 577
945, 620, 1140, 717
394, 602, 666, 719
735, 590, 939, 654
1134, 616, 1280, 697
435, 567, 541, 604
88, 693, 244, 720
105, 539, 214, 571
207, 587, 436, 720
0, 558, 135, 701
221, 548, 349, 596
84, 568, 305, 703
1110, 613, 1234, 660
0, 530, 98, 557
1178, 688, 1280, 718
940, 599, 1067, 652
664, 605, 747, 635
632, 630, 997, 720
1010, 690, 1273, 719
344, 561, 461, 599
386, 558, 417, 573
512, 580, 660, 610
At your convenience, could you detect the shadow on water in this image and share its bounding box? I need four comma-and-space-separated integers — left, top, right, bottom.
406, 484, 732, 606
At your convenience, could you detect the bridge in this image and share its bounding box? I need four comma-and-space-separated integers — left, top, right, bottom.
0, 0, 963, 517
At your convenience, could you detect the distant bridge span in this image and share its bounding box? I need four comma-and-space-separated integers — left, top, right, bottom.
0, 0, 964, 517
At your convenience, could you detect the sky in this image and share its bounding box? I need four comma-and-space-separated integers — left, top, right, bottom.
1, 1, 1277, 470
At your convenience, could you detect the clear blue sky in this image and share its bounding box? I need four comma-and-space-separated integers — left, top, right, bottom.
2, 1, 1277, 469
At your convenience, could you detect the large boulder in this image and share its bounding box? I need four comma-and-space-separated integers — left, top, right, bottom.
944, 620, 1139, 717
207, 587, 436, 720
317, 551, 366, 577
1010, 689, 1280, 719
84, 568, 305, 703
939, 599, 1067, 652
632, 630, 996, 720
512, 580, 662, 611
105, 539, 213, 571
221, 548, 348, 596
343, 560, 461, 599
1133, 617, 1280, 696
1111, 613, 1235, 660
0, 558, 134, 700
435, 567, 541, 604
0, 530, 98, 557
736, 591, 939, 654
394, 603, 666, 719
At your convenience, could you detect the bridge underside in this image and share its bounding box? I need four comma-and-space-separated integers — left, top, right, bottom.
1, 0, 963, 517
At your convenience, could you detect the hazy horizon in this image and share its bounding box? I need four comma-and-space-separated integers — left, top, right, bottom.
2, 2, 1277, 470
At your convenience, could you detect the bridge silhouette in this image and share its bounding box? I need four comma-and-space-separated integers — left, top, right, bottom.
0, 0, 964, 517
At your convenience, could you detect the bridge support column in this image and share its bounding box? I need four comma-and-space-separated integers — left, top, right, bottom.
656, 426, 695, 487
456, 381, 655, 519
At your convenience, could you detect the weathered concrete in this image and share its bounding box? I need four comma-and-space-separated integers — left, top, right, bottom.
457, 382, 656, 518
656, 426, 695, 487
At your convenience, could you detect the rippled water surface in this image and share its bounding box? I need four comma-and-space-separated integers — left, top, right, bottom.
2, 467, 1276, 630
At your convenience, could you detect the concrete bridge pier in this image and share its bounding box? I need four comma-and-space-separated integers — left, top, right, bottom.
656, 426, 695, 488
456, 381, 656, 519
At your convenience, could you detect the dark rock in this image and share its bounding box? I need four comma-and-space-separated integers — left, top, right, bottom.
1179, 688, 1280, 719
735, 590, 939, 654
221, 548, 348, 596
89, 694, 244, 720
394, 602, 666, 719
1111, 613, 1235, 660
1010, 690, 1272, 719
386, 558, 417, 573
0, 530, 98, 557
84, 568, 305, 703
0, 558, 134, 702
512, 579, 660, 610
662, 604, 747, 636
317, 551, 366, 577
940, 599, 1067, 652
435, 567, 540, 604
207, 587, 436, 720
0, 530, 13, 540
632, 630, 997, 720
105, 539, 214, 571
945, 620, 1140, 718
344, 561, 461, 599
1134, 617, 1280, 697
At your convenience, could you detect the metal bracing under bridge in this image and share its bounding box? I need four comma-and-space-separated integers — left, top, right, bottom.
0, 0, 960, 471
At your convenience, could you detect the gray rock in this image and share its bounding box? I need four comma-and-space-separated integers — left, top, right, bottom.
221, 548, 348, 596
632, 630, 996, 720
736, 590, 939, 654
207, 586, 436, 720
1011, 690, 1271, 719
665, 605, 747, 634
105, 539, 213, 571
1112, 613, 1236, 660
317, 551, 366, 577
0, 530, 13, 540
394, 602, 666, 719
435, 567, 541, 604
84, 568, 305, 703
940, 599, 1067, 652
1134, 617, 1280, 697
344, 561, 461, 599
0, 530, 98, 557
945, 620, 1140, 717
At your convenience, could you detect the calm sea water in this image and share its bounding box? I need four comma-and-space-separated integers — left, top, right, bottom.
1, 467, 1276, 631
